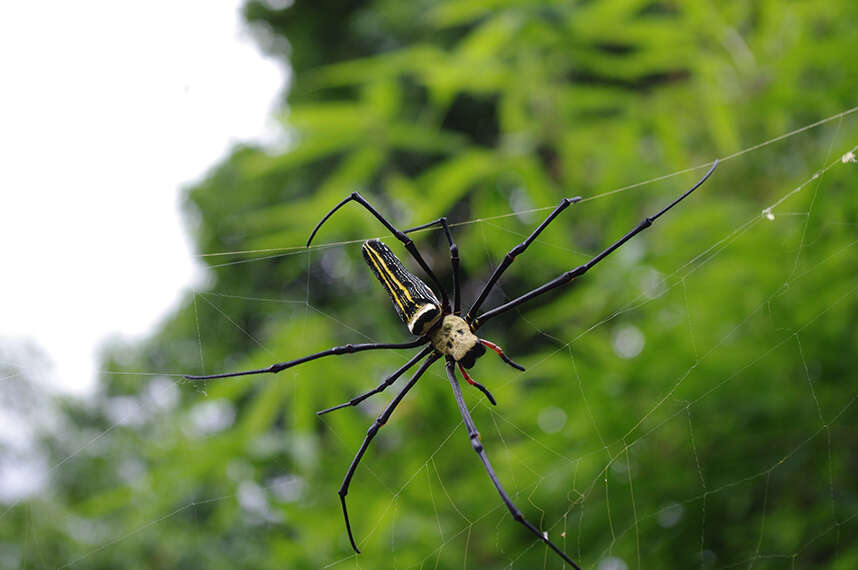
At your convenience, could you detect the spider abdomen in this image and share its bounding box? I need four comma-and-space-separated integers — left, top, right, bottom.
361, 239, 442, 335
430, 315, 485, 368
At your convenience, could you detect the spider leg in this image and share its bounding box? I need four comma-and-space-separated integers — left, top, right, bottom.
456, 362, 497, 405
444, 359, 581, 569
316, 346, 433, 415
338, 353, 441, 553
479, 339, 525, 371
466, 195, 581, 321
184, 337, 428, 381
307, 192, 448, 310
404, 216, 460, 314
473, 160, 719, 330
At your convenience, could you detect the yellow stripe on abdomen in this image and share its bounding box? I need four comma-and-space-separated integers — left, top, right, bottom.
362, 242, 415, 317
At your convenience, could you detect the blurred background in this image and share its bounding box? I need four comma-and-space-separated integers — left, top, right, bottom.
2, 1, 857, 568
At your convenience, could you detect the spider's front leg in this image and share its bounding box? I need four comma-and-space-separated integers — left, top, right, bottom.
444, 358, 581, 569
473, 160, 719, 329
466, 195, 581, 321
404, 216, 460, 314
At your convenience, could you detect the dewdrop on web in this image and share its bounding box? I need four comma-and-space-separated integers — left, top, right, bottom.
762, 207, 775, 221
842, 150, 856, 164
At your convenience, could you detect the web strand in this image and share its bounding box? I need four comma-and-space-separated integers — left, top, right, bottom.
193, 107, 858, 262
21, 106, 858, 568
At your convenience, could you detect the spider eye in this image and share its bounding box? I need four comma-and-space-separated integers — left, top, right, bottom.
459, 342, 486, 369
409, 304, 441, 335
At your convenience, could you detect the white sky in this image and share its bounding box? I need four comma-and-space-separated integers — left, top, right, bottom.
0, 1, 286, 395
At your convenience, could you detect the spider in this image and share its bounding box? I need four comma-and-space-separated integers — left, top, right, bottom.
186, 160, 718, 568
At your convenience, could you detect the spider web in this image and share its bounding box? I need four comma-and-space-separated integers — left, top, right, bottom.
7, 105, 858, 569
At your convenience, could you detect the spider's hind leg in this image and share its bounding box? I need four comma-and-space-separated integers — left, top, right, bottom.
184, 337, 427, 381
307, 192, 448, 309
404, 216, 460, 314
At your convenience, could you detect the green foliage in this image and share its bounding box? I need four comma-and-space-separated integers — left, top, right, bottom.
6, 1, 858, 568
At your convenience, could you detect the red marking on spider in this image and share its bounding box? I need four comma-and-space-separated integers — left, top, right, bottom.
457, 363, 497, 406
479, 339, 525, 371
458, 363, 477, 386
479, 339, 505, 358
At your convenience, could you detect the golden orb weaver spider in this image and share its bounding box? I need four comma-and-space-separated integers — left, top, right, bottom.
186, 160, 718, 568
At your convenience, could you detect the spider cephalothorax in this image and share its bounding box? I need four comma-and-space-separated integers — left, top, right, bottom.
185, 160, 718, 570
429, 314, 483, 365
